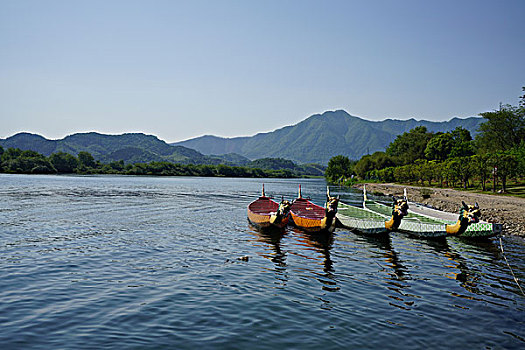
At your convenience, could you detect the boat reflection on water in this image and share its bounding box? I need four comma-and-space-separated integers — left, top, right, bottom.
365, 234, 410, 282
442, 238, 502, 299
351, 234, 417, 312
248, 219, 511, 307
247, 223, 288, 286
291, 228, 338, 293
442, 250, 482, 296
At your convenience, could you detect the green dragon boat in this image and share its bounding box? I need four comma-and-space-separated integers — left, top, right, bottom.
363, 186, 502, 239
336, 202, 393, 236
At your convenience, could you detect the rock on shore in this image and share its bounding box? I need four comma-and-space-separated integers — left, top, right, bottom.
356, 183, 525, 237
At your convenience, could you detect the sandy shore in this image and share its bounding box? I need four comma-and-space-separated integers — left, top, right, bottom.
355, 183, 525, 237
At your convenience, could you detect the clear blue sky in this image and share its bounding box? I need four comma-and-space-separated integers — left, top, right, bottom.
1, 0, 524, 142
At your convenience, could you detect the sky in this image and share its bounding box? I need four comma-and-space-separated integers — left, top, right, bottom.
1, 0, 524, 142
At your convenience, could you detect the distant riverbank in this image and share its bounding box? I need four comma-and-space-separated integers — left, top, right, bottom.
357, 183, 525, 237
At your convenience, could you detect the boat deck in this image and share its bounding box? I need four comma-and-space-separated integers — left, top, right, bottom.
248, 196, 279, 215
338, 203, 385, 220
407, 202, 461, 222
365, 200, 502, 237
365, 201, 446, 225
290, 198, 325, 219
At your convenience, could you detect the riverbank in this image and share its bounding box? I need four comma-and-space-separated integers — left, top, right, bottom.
356, 183, 525, 237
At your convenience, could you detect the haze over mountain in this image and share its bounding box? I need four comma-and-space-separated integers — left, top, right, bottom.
173, 110, 484, 164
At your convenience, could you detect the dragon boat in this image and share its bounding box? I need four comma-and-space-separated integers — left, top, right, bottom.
363, 186, 502, 239
247, 185, 291, 231
336, 197, 409, 236
404, 201, 502, 239
289, 186, 339, 234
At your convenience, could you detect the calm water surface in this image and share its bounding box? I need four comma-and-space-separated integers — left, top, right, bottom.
0, 174, 524, 349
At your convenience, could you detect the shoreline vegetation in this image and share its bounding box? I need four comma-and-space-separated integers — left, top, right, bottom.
325, 87, 524, 236
0, 148, 321, 178
325, 88, 524, 194
357, 183, 525, 237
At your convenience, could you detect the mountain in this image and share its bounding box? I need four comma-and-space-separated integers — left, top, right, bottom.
172, 110, 484, 164
0, 132, 251, 165
1, 110, 485, 167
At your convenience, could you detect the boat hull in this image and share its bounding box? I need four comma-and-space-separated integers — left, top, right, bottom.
290, 198, 334, 233
363, 200, 502, 239
338, 202, 448, 238
247, 196, 288, 230
336, 203, 389, 235
290, 214, 325, 232
406, 202, 502, 239
395, 220, 448, 239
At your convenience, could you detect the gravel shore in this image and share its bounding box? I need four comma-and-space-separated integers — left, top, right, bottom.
356, 183, 525, 237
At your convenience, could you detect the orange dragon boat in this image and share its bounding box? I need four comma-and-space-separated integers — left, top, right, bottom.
247, 185, 291, 231
289, 186, 339, 234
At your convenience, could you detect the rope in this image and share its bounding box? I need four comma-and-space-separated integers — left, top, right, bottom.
499, 237, 525, 297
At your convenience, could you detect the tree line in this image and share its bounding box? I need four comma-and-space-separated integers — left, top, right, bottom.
0, 148, 310, 178
326, 87, 525, 193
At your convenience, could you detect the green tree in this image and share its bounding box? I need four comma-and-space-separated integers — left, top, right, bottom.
451, 126, 472, 143
377, 167, 395, 182
109, 160, 125, 172
490, 152, 518, 193
1, 149, 56, 174
447, 156, 474, 189
512, 141, 525, 178
476, 104, 525, 152
1, 148, 22, 161
354, 155, 374, 179
78, 151, 97, 168
445, 158, 460, 188
422, 160, 437, 186
49, 152, 79, 173
386, 126, 433, 164
450, 127, 474, 158
354, 151, 395, 179
325, 155, 353, 183
431, 161, 446, 187
425, 133, 453, 161
471, 154, 491, 191
370, 151, 396, 169
393, 164, 414, 183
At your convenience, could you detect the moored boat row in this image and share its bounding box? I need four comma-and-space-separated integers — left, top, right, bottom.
247, 185, 339, 234
248, 184, 502, 239
336, 185, 502, 239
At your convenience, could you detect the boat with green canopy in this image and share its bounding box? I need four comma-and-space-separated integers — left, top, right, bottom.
362, 186, 502, 239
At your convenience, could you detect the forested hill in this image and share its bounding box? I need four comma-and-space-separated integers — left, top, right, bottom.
173, 110, 484, 164
0, 132, 251, 165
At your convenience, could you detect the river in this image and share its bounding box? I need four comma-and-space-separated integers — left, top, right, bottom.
0, 174, 523, 349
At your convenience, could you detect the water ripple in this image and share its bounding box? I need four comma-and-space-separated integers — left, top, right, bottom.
0, 174, 524, 349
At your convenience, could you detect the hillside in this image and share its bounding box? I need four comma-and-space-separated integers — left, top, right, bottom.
173, 110, 484, 164
0, 132, 251, 166
1, 110, 485, 167
0, 132, 326, 175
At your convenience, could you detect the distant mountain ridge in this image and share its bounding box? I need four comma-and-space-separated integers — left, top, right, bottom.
173, 110, 484, 164
1, 110, 484, 166
0, 132, 250, 165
